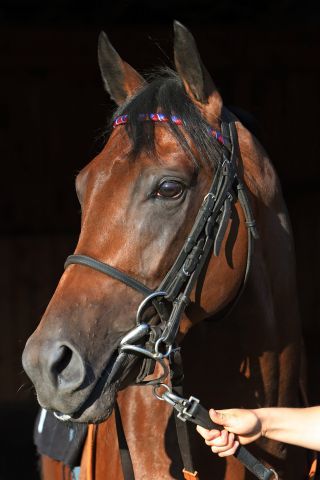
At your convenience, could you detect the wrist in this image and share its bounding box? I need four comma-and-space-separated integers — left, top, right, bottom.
252, 408, 268, 438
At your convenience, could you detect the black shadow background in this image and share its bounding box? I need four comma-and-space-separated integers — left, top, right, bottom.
0, 2, 319, 478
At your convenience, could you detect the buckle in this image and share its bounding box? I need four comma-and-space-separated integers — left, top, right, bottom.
177, 396, 200, 422
154, 386, 200, 423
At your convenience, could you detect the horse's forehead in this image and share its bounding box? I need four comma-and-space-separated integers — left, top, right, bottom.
100, 125, 193, 169
105, 124, 188, 157
154, 126, 183, 153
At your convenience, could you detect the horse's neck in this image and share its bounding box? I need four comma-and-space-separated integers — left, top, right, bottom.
237, 122, 282, 209
117, 385, 180, 480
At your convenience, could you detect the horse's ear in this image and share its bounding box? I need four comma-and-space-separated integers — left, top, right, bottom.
173, 21, 223, 125
98, 31, 145, 105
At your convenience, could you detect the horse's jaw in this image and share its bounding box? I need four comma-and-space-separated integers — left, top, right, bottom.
56, 382, 118, 424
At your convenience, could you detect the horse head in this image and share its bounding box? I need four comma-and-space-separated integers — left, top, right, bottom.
22, 22, 250, 424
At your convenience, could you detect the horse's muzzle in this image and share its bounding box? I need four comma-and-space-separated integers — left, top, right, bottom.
22, 336, 87, 414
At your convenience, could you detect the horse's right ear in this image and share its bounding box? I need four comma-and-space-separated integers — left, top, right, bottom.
98, 31, 145, 105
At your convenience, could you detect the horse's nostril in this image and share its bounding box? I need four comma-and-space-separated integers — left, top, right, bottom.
52, 345, 73, 376
48, 343, 85, 393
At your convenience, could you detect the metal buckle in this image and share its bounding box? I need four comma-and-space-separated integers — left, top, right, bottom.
153, 384, 200, 423
227, 192, 233, 202
182, 264, 191, 277
203, 192, 216, 204
176, 396, 200, 422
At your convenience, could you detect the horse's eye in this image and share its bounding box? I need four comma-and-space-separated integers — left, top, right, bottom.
156, 180, 184, 198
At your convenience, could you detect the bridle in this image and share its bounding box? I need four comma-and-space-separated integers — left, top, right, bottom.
65, 115, 258, 382
63, 114, 278, 480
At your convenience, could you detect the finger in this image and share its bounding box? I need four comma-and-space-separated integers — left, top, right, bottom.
205, 433, 222, 446
196, 425, 221, 441
209, 409, 229, 427
196, 425, 209, 439
210, 433, 236, 452
206, 430, 234, 453
218, 441, 239, 458
206, 429, 229, 447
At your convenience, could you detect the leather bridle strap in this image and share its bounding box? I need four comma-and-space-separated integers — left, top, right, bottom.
155, 121, 247, 346
64, 254, 153, 297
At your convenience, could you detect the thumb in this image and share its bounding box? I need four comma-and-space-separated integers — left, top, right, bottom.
209, 409, 231, 428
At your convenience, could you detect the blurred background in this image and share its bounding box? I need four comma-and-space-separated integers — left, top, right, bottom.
1, 1, 320, 478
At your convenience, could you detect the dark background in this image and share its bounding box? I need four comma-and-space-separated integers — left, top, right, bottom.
1, 1, 320, 478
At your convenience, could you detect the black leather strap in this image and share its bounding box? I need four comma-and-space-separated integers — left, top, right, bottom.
213, 196, 232, 256
171, 352, 196, 475
65, 254, 153, 297
114, 402, 135, 480
173, 401, 195, 473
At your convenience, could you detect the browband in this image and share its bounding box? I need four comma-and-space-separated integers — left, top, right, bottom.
113, 113, 225, 145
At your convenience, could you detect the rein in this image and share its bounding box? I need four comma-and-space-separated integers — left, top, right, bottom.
64, 116, 277, 480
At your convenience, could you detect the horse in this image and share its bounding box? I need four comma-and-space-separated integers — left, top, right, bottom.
22, 22, 309, 480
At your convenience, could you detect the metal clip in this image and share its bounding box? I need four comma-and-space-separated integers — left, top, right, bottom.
153, 384, 200, 423
176, 396, 200, 422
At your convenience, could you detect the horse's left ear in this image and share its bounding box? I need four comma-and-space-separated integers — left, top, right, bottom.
98, 31, 146, 105
173, 21, 223, 125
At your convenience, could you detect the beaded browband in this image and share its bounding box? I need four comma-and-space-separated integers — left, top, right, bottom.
113, 113, 225, 145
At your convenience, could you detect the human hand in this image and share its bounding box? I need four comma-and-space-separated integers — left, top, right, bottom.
196, 408, 262, 457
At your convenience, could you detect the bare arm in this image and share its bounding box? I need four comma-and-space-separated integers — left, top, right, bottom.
196, 406, 320, 456
258, 406, 320, 449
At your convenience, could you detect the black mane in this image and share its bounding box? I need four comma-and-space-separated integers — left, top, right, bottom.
111, 69, 222, 168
